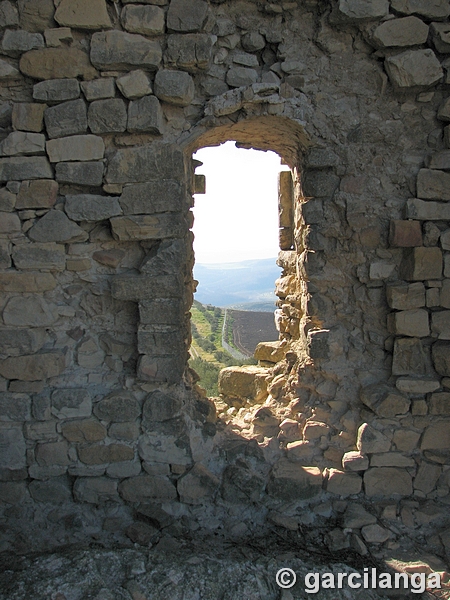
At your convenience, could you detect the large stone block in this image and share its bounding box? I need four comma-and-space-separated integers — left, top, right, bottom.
154, 69, 194, 106
106, 142, 184, 184
0, 328, 46, 356
0, 423, 26, 469
33, 78, 80, 102
65, 194, 121, 222
121, 4, 164, 35
392, 337, 431, 376
127, 95, 164, 133
431, 22, 450, 53
0, 352, 65, 381
28, 210, 88, 243
431, 311, 450, 339
221, 462, 265, 503
88, 98, 127, 134
12, 242, 65, 271
364, 467, 412, 496
120, 180, 182, 215
0, 211, 20, 234
93, 391, 140, 422
385, 49, 443, 89
51, 388, 91, 419
226, 66, 258, 88
218, 366, 269, 402
0, 188, 15, 212
16, 179, 58, 209
386, 282, 425, 310
139, 298, 183, 325
0, 1, 19, 28
0, 59, 20, 80
432, 340, 450, 375
326, 469, 362, 496
46, 134, 104, 162
90, 31, 162, 71
54, 0, 112, 30
400, 247, 443, 281
19, 48, 97, 80
177, 464, 219, 505
335, 0, 388, 20
142, 390, 181, 424
137, 326, 184, 356
35, 441, 70, 466
111, 274, 181, 300
74, 476, 118, 504
62, 419, 106, 443
167, 0, 209, 32
390, 0, 450, 20
78, 443, 134, 465
44, 99, 87, 139
430, 392, 450, 415
417, 169, 450, 201
360, 383, 410, 416
407, 198, 450, 221
119, 475, 177, 502
0, 156, 52, 181
12, 102, 45, 132
165, 34, 213, 71
389, 308, 429, 337
0, 272, 56, 292
140, 239, 186, 276
110, 214, 181, 240
80, 78, 115, 101
421, 421, 450, 450
267, 459, 322, 501
389, 220, 422, 247
116, 70, 152, 99
0, 131, 45, 157
28, 477, 72, 504
55, 161, 104, 186
357, 423, 391, 454
18, 0, 55, 32
1, 29, 44, 57
137, 354, 184, 384
372, 16, 428, 48
0, 393, 31, 421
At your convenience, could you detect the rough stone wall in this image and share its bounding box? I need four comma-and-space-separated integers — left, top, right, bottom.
0, 0, 450, 561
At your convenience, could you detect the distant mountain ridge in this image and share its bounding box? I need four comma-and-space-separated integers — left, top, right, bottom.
193, 257, 280, 309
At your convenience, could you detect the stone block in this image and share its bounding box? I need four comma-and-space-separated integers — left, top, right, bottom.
108, 422, 139, 441
0, 1, 19, 28
342, 451, 369, 472
370, 452, 415, 467
0, 59, 20, 80
343, 504, 376, 528
119, 180, 182, 215
241, 32, 265, 52
372, 16, 428, 48
326, 469, 362, 496
396, 378, 440, 394
1, 29, 44, 57
78, 443, 134, 465
12, 102, 47, 133
267, 459, 322, 501
254, 341, 286, 364
88, 98, 127, 134
0, 328, 45, 357
392, 337, 430, 376
165, 33, 213, 71
167, 0, 209, 32
0, 240, 10, 268
28, 210, 88, 243
407, 198, 450, 221
0, 188, 15, 211
438, 99, 450, 122
33, 78, 80, 103
44, 27, 73, 48
137, 327, 184, 356
16, 179, 58, 209
0, 481, 27, 504
432, 340, 450, 375
364, 467, 412, 496
139, 298, 183, 324
19, 47, 96, 80
335, 0, 388, 20
421, 421, 450, 450
119, 475, 177, 502
0, 393, 31, 421
24, 421, 57, 441
116, 70, 152, 99
0, 423, 25, 468
90, 30, 162, 71
65, 194, 121, 222
304, 171, 340, 199
0, 131, 45, 157
137, 354, 184, 384
92, 248, 124, 268
417, 169, 450, 201
431, 310, 450, 339
389, 220, 422, 247
221, 462, 264, 503
55, 161, 104, 186
44, 99, 87, 139
80, 78, 115, 101
2, 295, 56, 329
361, 382, 411, 415
386, 282, 425, 310
441, 279, 450, 308
127, 95, 164, 133
431, 22, 450, 53
0, 211, 20, 234
357, 423, 391, 454
12, 242, 65, 271
46, 134, 104, 163
393, 429, 421, 452
427, 150, 450, 169
35, 441, 70, 466
441, 230, 450, 250
385, 49, 443, 89
110, 214, 181, 241
154, 69, 194, 106
391, 0, 450, 20
51, 388, 91, 419
390, 308, 429, 337
28, 477, 72, 504
142, 390, 181, 425
400, 247, 442, 281
111, 274, 181, 300
226, 66, 258, 88
0, 156, 52, 181
414, 462, 441, 494
121, 4, 164, 35
177, 463, 219, 505
93, 391, 140, 422
74, 476, 118, 505
0, 272, 56, 292
430, 392, 450, 415
0, 352, 65, 381
218, 365, 269, 402
54, 0, 112, 30
106, 142, 184, 184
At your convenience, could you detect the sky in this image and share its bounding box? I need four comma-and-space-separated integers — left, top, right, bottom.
192, 141, 290, 264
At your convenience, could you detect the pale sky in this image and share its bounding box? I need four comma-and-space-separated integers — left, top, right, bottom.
192, 141, 290, 264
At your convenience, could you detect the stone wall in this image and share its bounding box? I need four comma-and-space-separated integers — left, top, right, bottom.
1, 0, 450, 561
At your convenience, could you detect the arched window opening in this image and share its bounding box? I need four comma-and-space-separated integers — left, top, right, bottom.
189, 141, 291, 398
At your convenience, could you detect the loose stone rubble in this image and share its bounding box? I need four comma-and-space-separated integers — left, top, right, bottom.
0, 0, 449, 588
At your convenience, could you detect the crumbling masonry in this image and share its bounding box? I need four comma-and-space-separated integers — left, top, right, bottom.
0, 0, 450, 561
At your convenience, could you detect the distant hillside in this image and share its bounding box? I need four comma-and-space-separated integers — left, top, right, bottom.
194, 257, 280, 308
